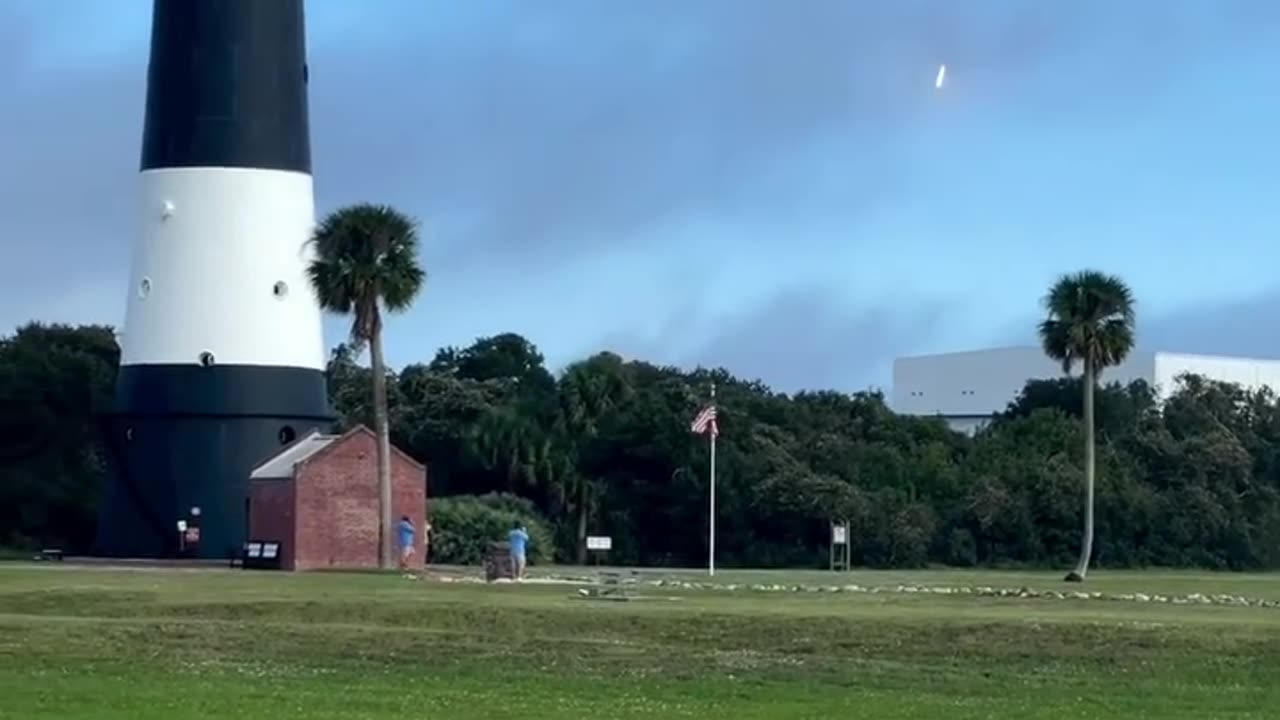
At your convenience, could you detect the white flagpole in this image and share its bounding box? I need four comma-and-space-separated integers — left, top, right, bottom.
708, 382, 716, 577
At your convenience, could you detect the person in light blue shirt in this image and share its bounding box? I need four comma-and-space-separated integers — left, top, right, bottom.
508, 522, 530, 581
397, 515, 415, 574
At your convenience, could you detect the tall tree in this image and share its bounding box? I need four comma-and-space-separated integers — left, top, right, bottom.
0, 323, 119, 553
307, 204, 426, 569
1038, 270, 1136, 582
557, 352, 632, 563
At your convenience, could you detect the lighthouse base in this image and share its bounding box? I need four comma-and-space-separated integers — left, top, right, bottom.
94, 364, 332, 560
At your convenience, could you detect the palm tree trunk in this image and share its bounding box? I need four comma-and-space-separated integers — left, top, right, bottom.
369, 330, 394, 570
1067, 361, 1097, 582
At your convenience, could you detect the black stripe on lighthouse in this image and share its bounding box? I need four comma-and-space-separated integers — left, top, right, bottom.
141, 0, 311, 173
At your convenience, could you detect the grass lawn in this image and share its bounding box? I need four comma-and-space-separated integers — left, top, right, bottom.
1, 564, 1279, 718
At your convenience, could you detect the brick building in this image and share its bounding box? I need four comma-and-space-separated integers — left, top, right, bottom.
246, 425, 427, 571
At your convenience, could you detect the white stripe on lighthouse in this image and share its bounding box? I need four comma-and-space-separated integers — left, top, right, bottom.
121, 166, 325, 370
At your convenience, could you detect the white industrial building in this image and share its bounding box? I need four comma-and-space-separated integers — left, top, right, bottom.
892, 346, 1280, 434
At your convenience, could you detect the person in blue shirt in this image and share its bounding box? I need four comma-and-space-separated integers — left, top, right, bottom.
508, 522, 530, 581
397, 515, 416, 575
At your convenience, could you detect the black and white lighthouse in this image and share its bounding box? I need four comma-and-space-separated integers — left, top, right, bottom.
95, 0, 332, 559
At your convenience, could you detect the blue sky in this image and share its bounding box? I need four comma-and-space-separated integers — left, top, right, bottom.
4, 1, 1280, 391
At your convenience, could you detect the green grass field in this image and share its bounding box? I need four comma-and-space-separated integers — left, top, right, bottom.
2, 564, 1279, 718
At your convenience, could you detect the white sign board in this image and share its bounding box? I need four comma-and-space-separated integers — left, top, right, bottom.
832, 524, 847, 545
586, 536, 612, 551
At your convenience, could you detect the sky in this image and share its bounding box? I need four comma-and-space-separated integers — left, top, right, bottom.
4, 1, 1280, 393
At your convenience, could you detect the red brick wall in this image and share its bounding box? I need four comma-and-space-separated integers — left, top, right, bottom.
293, 429, 426, 571
247, 479, 297, 570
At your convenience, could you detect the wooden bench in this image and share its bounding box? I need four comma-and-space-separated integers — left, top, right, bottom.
240, 540, 284, 570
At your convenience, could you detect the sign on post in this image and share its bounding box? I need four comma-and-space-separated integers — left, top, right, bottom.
586, 536, 612, 568
830, 521, 851, 572
832, 524, 847, 545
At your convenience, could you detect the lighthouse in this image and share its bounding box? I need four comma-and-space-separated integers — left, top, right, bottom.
95, 0, 333, 559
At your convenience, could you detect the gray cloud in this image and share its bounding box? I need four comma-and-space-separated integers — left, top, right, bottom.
596, 285, 948, 392
690, 288, 947, 392
0, 33, 141, 330
1141, 292, 1280, 359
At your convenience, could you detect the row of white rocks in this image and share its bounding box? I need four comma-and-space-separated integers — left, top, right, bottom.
641, 579, 1280, 609
436, 573, 1280, 609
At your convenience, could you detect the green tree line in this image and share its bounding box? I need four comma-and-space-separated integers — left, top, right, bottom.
4, 321, 1280, 570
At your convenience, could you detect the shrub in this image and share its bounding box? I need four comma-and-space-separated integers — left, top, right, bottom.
430, 493, 554, 565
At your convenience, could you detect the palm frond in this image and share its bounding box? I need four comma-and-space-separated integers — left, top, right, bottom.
307, 203, 427, 337
1037, 269, 1137, 376
305, 257, 356, 314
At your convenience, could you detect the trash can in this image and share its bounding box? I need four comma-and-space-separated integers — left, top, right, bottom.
484, 541, 514, 582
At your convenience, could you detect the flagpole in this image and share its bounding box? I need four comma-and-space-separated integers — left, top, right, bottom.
708, 381, 716, 578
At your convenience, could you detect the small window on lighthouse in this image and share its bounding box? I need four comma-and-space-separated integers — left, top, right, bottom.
272, 281, 289, 299
278, 426, 297, 445
198, 351, 216, 368
138, 277, 152, 299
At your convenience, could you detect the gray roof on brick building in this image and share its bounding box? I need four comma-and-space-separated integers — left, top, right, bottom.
249, 430, 340, 480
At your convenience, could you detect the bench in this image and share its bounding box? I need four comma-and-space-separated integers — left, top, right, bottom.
240, 540, 284, 570
36, 548, 63, 562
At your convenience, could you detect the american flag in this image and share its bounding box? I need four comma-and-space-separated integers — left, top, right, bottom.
690, 405, 718, 437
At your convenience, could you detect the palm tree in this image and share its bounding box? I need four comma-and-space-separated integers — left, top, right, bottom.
1038, 270, 1136, 582
557, 353, 632, 563
308, 204, 426, 569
